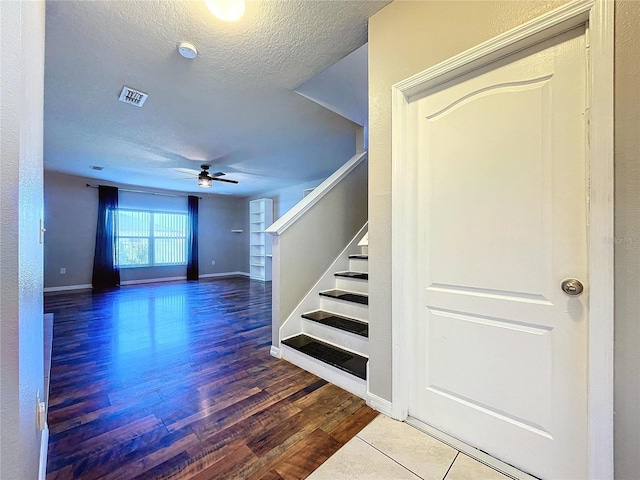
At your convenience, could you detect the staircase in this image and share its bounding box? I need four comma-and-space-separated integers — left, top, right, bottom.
280, 247, 369, 398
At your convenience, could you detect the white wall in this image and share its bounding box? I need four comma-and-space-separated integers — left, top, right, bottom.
0, 1, 46, 478
44, 171, 248, 289
369, 1, 639, 477
295, 44, 368, 127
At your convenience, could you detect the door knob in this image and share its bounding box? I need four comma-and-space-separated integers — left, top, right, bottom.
561, 278, 584, 296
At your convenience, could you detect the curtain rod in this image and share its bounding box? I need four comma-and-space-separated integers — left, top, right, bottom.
85, 184, 202, 199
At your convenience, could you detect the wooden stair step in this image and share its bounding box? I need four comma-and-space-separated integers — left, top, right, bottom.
301, 310, 368, 337
282, 334, 367, 380
319, 289, 368, 306
334, 271, 368, 280
348, 254, 368, 260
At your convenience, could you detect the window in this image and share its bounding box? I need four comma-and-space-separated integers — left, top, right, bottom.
116, 209, 188, 267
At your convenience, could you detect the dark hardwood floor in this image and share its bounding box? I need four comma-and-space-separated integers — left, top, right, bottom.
45, 277, 377, 479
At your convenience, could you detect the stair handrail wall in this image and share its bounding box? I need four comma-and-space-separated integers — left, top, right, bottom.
278, 223, 368, 348
266, 151, 368, 348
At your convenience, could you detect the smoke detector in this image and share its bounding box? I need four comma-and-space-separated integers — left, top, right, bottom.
178, 41, 198, 59
118, 86, 148, 107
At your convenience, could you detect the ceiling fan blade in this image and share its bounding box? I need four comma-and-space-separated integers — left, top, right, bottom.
210, 171, 226, 177
210, 177, 238, 184
173, 168, 200, 176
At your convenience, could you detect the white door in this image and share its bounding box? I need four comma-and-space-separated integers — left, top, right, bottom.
408, 27, 588, 479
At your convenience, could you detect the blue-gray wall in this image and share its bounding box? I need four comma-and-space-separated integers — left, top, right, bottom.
44, 171, 248, 289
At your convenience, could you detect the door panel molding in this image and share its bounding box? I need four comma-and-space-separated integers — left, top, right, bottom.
424, 385, 553, 439
424, 76, 552, 121
427, 284, 553, 305
391, 1, 613, 479
395, 0, 595, 100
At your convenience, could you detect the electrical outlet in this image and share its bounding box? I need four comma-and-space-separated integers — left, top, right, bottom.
60, 267, 66, 274
211, 260, 215, 265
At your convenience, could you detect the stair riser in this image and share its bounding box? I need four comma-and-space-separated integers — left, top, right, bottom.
280, 344, 367, 399
335, 277, 368, 294
349, 258, 368, 273
302, 319, 369, 356
320, 297, 368, 320
360, 246, 368, 255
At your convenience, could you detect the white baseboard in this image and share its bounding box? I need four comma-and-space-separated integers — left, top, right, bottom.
125, 272, 250, 284
270, 345, 281, 358
38, 425, 49, 480
121, 276, 186, 285
367, 391, 394, 417
200, 271, 250, 279
44, 272, 251, 292
44, 284, 92, 293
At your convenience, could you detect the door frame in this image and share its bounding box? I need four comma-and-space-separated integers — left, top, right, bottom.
390, 1, 614, 478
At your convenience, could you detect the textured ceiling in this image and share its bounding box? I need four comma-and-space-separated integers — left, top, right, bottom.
44, 0, 389, 196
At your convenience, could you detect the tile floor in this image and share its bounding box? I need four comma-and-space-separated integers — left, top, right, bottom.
308, 415, 520, 480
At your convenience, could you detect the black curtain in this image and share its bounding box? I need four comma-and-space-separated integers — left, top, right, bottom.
92, 186, 120, 291
187, 195, 199, 280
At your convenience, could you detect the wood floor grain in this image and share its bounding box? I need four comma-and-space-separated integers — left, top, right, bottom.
45, 277, 377, 480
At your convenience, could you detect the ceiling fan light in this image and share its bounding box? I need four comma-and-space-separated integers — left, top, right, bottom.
204, 0, 245, 22
198, 176, 212, 188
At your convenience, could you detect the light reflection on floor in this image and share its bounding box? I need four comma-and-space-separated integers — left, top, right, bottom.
110, 290, 190, 378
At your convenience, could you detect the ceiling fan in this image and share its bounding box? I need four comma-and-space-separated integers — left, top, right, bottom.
196, 164, 239, 188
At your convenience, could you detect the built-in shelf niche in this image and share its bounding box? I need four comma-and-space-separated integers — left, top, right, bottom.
249, 198, 273, 281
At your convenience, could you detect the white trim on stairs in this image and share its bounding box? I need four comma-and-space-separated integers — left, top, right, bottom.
280, 342, 367, 399
38, 425, 49, 480
265, 152, 367, 236
270, 345, 281, 359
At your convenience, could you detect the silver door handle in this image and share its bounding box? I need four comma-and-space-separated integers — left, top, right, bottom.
561, 278, 584, 296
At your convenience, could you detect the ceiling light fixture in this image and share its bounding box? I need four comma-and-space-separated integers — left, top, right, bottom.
198, 175, 213, 188
204, 0, 245, 22
178, 41, 198, 59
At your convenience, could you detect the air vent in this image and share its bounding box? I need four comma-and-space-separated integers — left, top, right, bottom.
118, 86, 148, 107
